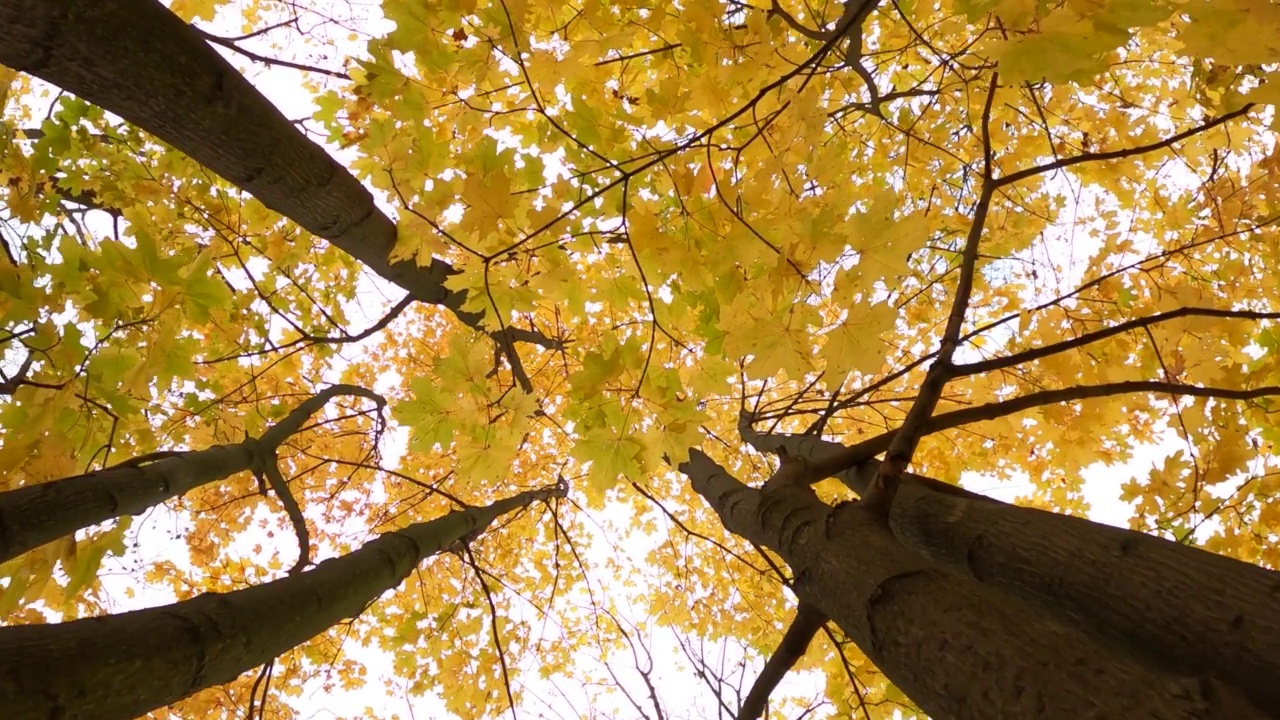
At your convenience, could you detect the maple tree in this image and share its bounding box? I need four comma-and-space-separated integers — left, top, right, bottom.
4, 0, 1280, 717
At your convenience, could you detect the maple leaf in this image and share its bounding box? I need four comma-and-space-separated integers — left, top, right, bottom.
823, 302, 897, 380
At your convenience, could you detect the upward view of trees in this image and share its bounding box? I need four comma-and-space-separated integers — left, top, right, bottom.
3, 0, 1280, 718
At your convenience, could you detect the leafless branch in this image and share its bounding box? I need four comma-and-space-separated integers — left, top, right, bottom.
994, 105, 1256, 189
805, 381, 1280, 483
954, 307, 1280, 377
737, 604, 825, 720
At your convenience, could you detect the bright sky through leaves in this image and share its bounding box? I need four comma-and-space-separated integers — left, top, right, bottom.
4, 0, 1280, 716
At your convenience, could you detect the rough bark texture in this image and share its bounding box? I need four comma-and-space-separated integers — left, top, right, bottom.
0, 487, 559, 720
0, 444, 253, 564
0, 385, 380, 564
683, 450, 1268, 720
887, 477, 1280, 716
0, 0, 473, 320
743, 426, 1280, 715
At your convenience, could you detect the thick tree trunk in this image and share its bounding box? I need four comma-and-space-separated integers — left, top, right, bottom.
747, 427, 1280, 715
0, 0, 481, 329
0, 484, 562, 720
0, 385, 380, 564
887, 475, 1280, 716
682, 451, 1268, 719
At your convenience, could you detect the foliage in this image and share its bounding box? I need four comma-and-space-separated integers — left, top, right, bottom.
4, 0, 1280, 716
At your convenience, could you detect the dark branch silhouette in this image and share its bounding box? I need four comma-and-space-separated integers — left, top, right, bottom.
953, 307, 1280, 377
737, 603, 825, 720
861, 74, 1000, 513
994, 105, 1255, 189
803, 380, 1280, 484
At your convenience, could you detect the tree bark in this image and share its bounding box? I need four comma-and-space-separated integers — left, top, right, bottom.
745, 426, 1280, 715
0, 484, 563, 720
0, 0, 543, 344
682, 450, 1268, 720
886, 475, 1280, 717
0, 385, 381, 564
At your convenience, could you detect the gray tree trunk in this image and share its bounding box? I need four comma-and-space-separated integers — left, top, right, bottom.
744, 429, 1280, 716
0, 385, 380, 564
682, 450, 1272, 719
887, 471, 1280, 715
0, 484, 562, 720
0, 0, 478, 327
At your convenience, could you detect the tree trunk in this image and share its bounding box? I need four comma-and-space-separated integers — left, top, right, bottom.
0, 0, 480, 328
745, 428, 1280, 716
0, 484, 562, 720
0, 385, 381, 564
0, 443, 253, 565
886, 474, 1280, 717
682, 450, 1270, 719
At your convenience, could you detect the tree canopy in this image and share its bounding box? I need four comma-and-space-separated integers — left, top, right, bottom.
4, 0, 1280, 717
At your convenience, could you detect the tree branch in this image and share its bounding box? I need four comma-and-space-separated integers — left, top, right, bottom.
193, 26, 347, 79
803, 380, 1280, 484
861, 74, 1000, 511
206, 295, 416, 363
0, 384, 385, 564
737, 604, 826, 720
994, 104, 1255, 189
738, 412, 988, 500
953, 306, 1280, 377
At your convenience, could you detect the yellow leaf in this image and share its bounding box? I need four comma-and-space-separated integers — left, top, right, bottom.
822, 303, 897, 380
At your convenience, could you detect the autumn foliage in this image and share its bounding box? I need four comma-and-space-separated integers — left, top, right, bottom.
4, 0, 1280, 717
